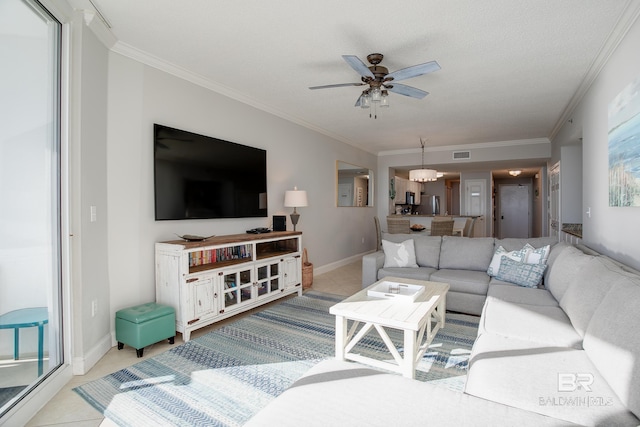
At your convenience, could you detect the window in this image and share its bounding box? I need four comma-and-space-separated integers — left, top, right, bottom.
0, 0, 63, 416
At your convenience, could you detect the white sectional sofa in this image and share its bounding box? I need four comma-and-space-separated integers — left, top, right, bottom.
246, 239, 640, 426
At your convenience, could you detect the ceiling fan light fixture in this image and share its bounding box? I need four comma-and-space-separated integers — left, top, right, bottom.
380, 90, 389, 107
360, 92, 371, 109
509, 170, 522, 177
371, 87, 382, 102
310, 53, 440, 119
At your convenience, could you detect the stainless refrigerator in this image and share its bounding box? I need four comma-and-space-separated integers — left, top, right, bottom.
421, 195, 440, 215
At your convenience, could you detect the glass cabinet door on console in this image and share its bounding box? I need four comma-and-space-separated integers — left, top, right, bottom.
255, 260, 282, 297
221, 267, 253, 312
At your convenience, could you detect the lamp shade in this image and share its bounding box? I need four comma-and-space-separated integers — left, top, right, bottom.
409, 168, 438, 182
284, 187, 308, 208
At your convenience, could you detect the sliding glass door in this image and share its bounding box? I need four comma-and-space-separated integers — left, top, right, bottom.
0, 0, 63, 416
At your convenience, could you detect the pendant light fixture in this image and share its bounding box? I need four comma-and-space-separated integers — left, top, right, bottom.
409, 138, 438, 182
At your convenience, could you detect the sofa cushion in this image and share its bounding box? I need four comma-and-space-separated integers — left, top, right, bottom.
487, 245, 529, 276
487, 283, 558, 306
583, 273, 640, 419
439, 236, 495, 271
381, 233, 441, 268
381, 239, 418, 268
412, 235, 442, 268
465, 333, 639, 426
559, 256, 621, 337
246, 359, 577, 427
545, 245, 594, 301
446, 291, 486, 316
377, 266, 435, 282
495, 257, 548, 288
478, 298, 583, 348
430, 269, 490, 296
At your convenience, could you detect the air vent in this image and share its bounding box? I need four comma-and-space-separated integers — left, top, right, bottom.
453, 151, 471, 160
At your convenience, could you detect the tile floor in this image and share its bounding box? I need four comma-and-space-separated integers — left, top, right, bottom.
24, 260, 363, 427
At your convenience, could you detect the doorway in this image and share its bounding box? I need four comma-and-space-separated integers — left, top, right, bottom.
498, 184, 531, 238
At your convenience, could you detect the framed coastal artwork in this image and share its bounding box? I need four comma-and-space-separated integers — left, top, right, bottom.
608, 75, 640, 207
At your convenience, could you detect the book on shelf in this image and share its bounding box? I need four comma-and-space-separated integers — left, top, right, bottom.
188, 244, 253, 268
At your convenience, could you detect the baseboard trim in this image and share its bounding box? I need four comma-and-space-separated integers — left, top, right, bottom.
314, 251, 373, 276
72, 332, 111, 375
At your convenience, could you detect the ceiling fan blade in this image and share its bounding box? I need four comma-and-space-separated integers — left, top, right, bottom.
309, 82, 364, 90
342, 55, 375, 79
386, 61, 441, 82
387, 83, 429, 99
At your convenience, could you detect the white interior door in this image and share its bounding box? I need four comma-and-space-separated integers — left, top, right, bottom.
465, 179, 486, 237
499, 184, 530, 238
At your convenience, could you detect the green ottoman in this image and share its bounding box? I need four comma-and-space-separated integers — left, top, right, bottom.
116, 302, 175, 357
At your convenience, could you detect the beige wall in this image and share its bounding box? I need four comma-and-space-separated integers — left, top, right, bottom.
105, 53, 378, 339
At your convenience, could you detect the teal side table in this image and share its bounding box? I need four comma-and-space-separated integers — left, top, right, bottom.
0, 307, 48, 376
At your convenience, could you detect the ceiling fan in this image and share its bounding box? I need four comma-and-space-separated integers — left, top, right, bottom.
309, 53, 440, 116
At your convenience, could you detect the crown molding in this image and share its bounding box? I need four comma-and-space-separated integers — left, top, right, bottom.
549, 0, 640, 140
110, 41, 358, 148
378, 138, 550, 156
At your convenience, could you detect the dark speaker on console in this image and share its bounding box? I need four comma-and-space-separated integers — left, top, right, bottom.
273, 215, 286, 231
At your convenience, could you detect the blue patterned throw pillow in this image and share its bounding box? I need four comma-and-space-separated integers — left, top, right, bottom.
486, 245, 529, 276
495, 257, 548, 288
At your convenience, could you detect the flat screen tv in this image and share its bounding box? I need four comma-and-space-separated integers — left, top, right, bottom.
153, 124, 267, 220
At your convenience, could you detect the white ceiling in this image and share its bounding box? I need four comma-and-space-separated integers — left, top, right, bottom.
90, 0, 634, 157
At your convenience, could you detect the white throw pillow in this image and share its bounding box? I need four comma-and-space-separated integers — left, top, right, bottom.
382, 239, 419, 268
486, 245, 529, 277
524, 243, 551, 265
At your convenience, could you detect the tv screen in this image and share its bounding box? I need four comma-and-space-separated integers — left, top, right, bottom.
153, 124, 267, 220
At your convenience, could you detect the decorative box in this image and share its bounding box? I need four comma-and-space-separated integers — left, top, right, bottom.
367, 281, 425, 301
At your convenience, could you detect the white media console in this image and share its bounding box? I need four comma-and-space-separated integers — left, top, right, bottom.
155, 231, 303, 341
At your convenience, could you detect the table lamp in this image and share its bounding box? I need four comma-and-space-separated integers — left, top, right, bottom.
284, 186, 308, 231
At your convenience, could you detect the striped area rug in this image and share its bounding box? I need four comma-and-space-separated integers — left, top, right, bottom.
74, 291, 479, 426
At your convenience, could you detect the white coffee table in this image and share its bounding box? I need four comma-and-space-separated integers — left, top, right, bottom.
329, 277, 449, 379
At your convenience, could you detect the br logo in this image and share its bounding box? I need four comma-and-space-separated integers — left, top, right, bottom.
558, 373, 594, 392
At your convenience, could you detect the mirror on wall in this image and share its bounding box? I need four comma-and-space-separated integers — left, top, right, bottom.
336, 161, 374, 207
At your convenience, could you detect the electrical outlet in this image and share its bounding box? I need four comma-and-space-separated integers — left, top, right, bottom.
361, 237, 365, 244
91, 300, 98, 317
